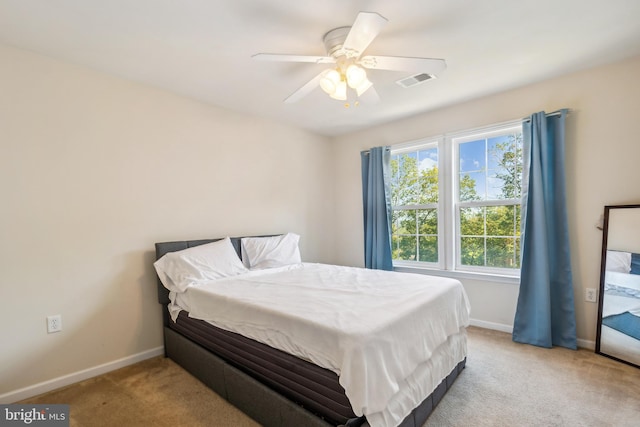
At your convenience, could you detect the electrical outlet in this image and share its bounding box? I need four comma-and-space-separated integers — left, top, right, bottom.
47, 315, 62, 333
585, 288, 597, 303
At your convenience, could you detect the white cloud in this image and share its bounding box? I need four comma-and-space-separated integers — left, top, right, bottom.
419, 158, 437, 170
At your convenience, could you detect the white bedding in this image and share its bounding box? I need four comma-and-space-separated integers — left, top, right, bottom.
167, 263, 470, 427
606, 270, 640, 292
604, 271, 640, 317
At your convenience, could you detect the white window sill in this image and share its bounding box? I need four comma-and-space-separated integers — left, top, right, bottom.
393, 264, 520, 285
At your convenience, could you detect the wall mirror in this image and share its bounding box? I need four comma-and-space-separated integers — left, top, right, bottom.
596, 204, 640, 368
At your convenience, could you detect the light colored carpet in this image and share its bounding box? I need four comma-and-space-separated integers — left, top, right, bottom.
425, 327, 640, 426
21, 355, 259, 427
21, 327, 640, 426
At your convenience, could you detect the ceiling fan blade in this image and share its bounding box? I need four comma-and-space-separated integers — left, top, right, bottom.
343, 12, 388, 58
359, 55, 447, 75
284, 71, 325, 104
252, 53, 335, 64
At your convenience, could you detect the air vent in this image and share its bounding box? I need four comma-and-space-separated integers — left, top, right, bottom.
396, 73, 436, 88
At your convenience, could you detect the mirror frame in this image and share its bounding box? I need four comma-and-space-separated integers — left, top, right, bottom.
595, 204, 640, 368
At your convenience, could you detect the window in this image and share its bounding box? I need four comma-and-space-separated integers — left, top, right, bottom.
455, 126, 523, 273
390, 122, 523, 277
390, 142, 440, 265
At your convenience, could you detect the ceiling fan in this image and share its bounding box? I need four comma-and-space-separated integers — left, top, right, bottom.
252, 11, 446, 105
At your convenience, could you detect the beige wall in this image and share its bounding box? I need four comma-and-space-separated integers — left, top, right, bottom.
330, 55, 640, 344
3, 38, 640, 400
0, 44, 334, 398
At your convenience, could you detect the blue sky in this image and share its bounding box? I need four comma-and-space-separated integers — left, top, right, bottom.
459, 135, 514, 200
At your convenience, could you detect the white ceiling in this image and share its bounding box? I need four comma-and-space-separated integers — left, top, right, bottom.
1, 0, 639, 136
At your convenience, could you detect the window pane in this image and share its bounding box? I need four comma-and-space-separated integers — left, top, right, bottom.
392, 153, 420, 206
459, 140, 486, 201
459, 204, 521, 269
459, 132, 522, 203
418, 148, 438, 204
486, 237, 516, 268
487, 135, 511, 169
486, 205, 515, 236
486, 174, 506, 200
390, 154, 400, 192
398, 210, 417, 234
461, 237, 484, 266
459, 171, 484, 201
393, 208, 438, 264
394, 235, 417, 261
459, 140, 486, 173
391, 209, 398, 231
391, 145, 440, 265
392, 149, 439, 207
460, 207, 484, 236
487, 133, 522, 199
391, 210, 401, 234
417, 209, 437, 235
418, 236, 438, 262
418, 148, 438, 169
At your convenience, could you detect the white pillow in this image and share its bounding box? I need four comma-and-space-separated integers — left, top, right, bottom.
606, 250, 631, 274
241, 233, 302, 270
154, 237, 248, 292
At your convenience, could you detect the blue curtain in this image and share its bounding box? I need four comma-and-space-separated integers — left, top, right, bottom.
513, 109, 577, 349
361, 146, 393, 270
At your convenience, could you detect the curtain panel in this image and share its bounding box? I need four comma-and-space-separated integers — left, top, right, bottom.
361, 146, 393, 270
513, 109, 577, 349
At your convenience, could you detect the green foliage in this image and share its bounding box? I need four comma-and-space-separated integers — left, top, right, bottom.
490, 133, 523, 199
459, 205, 520, 268
390, 155, 438, 206
459, 174, 480, 202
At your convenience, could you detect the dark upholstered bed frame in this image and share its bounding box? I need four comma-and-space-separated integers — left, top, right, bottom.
155, 237, 465, 427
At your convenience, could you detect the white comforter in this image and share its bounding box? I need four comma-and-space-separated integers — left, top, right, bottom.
603, 271, 640, 317
168, 263, 470, 427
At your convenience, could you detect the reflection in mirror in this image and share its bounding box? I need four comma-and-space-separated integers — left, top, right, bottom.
596, 205, 640, 368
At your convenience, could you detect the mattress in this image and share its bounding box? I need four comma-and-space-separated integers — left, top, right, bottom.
170, 310, 359, 425
168, 311, 468, 427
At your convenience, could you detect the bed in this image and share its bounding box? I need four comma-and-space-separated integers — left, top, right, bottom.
599, 250, 640, 367
154, 234, 470, 427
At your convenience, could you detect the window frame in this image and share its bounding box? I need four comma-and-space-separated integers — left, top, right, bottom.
389, 121, 523, 280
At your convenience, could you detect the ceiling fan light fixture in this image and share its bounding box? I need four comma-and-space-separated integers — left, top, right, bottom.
330, 80, 347, 101
355, 77, 373, 96
345, 64, 366, 89
319, 69, 341, 95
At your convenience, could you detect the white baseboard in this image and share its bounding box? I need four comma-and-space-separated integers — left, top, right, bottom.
576, 338, 595, 350
469, 318, 513, 333
0, 346, 164, 404
469, 319, 596, 350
